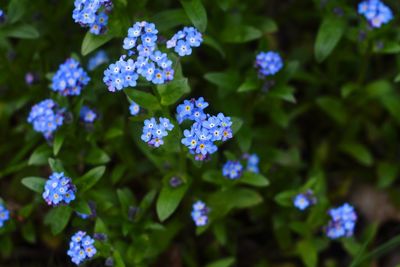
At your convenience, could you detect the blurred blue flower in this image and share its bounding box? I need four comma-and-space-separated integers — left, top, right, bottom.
255, 51, 283, 77
243, 153, 260, 173
42, 172, 76, 206
88, 50, 109, 71
72, 0, 112, 35
80, 106, 97, 123
0, 9, 5, 23
358, 0, 393, 28
325, 203, 357, 239
51, 58, 90, 96
222, 160, 243, 179
27, 99, 65, 139
0, 204, 10, 228
191, 201, 209, 227
293, 190, 316, 211
129, 101, 140, 116
67, 231, 97, 265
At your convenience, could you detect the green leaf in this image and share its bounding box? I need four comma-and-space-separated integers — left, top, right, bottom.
297, 240, 318, 267
72, 200, 91, 214
204, 71, 240, 90
48, 158, 65, 173
205, 257, 235, 267
237, 75, 260, 92
340, 142, 373, 166
157, 78, 190, 106
373, 41, 400, 54
113, 250, 126, 267
21, 222, 36, 243
314, 16, 345, 62
44, 206, 72, 235
116, 0, 128, 6
377, 162, 399, 188
231, 117, 243, 134
240, 171, 269, 187
203, 36, 225, 58
268, 85, 296, 103
3, 24, 40, 39
21, 177, 46, 193
125, 89, 161, 110
274, 190, 297, 207
85, 147, 110, 165
81, 32, 113, 56
394, 73, 400, 83
156, 180, 189, 222
53, 131, 65, 156
221, 25, 262, 43
151, 9, 191, 32
316, 97, 347, 124
76, 166, 106, 192
7, 0, 27, 23
180, 0, 208, 32
28, 145, 51, 166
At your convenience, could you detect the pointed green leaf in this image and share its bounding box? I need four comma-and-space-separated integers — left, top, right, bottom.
180, 0, 207, 32
21, 177, 46, 193
314, 16, 345, 62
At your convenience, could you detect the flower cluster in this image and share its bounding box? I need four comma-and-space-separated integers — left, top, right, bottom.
129, 101, 140, 116
243, 153, 260, 173
255, 51, 283, 77
141, 117, 174, 147
67, 231, 97, 265
72, 0, 112, 35
178, 98, 233, 161
293, 190, 316, 211
166, 27, 203, 57
42, 172, 76, 206
358, 0, 393, 28
103, 21, 174, 92
51, 58, 90, 96
191, 201, 209, 227
87, 50, 109, 71
222, 160, 243, 179
0, 204, 10, 228
325, 203, 357, 239
27, 99, 65, 139
80, 106, 97, 123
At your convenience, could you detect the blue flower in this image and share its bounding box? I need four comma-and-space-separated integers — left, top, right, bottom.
0, 9, 5, 23
243, 153, 260, 173
222, 160, 243, 179
87, 50, 109, 71
0, 204, 10, 228
325, 203, 357, 239
191, 201, 209, 227
293, 190, 316, 211
358, 0, 393, 28
129, 101, 140, 116
167, 27, 203, 56
67, 231, 97, 265
51, 58, 90, 96
80, 106, 97, 123
103, 57, 139, 92
177, 98, 233, 160
255, 51, 283, 77
72, 0, 112, 35
27, 99, 65, 139
141, 117, 174, 147
42, 172, 76, 206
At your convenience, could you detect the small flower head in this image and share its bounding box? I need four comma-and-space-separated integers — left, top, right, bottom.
80, 106, 97, 123
141, 117, 174, 147
88, 50, 109, 71
72, 0, 112, 35
42, 172, 76, 206
325, 203, 357, 239
255, 51, 283, 77
51, 58, 90, 96
293, 190, 316, 211
243, 153, 260, 173
25, 72, 39, 85
191, 200, 209, 227
27, 99, 65, 139
129, 101, 140, 116
358, 0, 393, 28
67, 231, 97, 265
0, 204, 10, 228
0, 9, 5, 23
222, 160, 243, 179
167, 27, 203, 57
